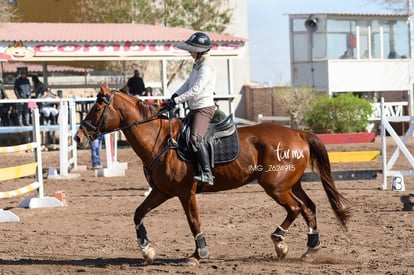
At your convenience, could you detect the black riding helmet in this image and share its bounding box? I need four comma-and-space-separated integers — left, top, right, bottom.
177, 32, 212, 53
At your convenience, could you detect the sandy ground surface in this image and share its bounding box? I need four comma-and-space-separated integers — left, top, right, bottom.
0, 136, 413, 274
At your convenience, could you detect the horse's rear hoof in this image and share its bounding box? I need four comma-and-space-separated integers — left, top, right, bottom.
185, 256, 200, 266
300, 245, 321, 261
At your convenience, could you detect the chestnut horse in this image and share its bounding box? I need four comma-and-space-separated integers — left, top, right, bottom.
74, 83, 351, 265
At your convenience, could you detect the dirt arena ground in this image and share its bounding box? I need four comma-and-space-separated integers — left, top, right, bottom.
0, 137, 413, 274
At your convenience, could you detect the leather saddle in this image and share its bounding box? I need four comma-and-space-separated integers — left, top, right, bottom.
177, 114, 240, 166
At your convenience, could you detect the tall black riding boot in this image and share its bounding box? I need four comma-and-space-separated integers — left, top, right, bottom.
192, 140, 214, 185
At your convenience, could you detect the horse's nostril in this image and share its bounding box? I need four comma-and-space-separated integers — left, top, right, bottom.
73, 136, 80, 143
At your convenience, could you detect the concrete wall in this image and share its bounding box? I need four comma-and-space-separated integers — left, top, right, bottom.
243, 85, 288, 122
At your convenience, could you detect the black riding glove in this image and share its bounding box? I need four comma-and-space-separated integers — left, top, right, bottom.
160, 93, 178, 112
165, 98, 176, 111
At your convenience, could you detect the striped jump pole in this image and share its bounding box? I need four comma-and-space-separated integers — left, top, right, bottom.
0, 108, 63, 223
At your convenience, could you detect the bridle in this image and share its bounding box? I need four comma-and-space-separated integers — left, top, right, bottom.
80, 89, 178, 185
80, 90, 161, 139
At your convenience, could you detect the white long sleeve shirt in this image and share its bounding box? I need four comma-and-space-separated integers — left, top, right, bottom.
173, 55, 216, 110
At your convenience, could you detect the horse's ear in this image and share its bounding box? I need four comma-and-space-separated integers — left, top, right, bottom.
120, 84, 129, 94
98, 81, 109, 89
98, 81, 111, 96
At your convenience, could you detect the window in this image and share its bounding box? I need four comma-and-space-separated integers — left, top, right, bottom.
384, 20, 410, 58
292, 33, 308, 62
358, 20, 369, 59
326, 19, 356, 59
290, 15, 410, 62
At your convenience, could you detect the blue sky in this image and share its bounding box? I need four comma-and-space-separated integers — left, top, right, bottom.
247, 0, 390, 85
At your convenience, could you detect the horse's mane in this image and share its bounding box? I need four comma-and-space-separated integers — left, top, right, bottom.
136, 97, 161, 118
113, 89, 172, 121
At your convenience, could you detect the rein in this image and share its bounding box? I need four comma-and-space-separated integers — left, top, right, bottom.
96, 113, 162, 137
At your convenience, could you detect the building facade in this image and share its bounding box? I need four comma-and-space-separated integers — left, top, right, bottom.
289, 13, 413, 114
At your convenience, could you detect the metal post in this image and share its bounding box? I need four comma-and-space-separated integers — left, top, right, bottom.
69, 99, 77, 170
59, 101, 69, 177
226, 58, 234, 113
408, 0, 414, 116
380, 97, 387, 190
161, 59, 168, 95
32, 108, 44, 197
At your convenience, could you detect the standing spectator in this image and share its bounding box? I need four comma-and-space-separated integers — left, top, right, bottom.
143, 87, 155, 105
31, 75, 44, 98
126, 69, 146, 96
91, 135, 104, 169
39, 88, 59, 124
0, 80, 10, 126
14, 68, 31, 126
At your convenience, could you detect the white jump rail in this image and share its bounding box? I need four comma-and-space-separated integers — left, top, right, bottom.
257, 114, 290, 125
370, 101, 408, 120
0, 108, 63, 223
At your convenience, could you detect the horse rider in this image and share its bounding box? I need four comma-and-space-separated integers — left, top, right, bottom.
164, 32, 216, 185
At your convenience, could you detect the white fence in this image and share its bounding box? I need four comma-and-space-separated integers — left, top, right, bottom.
0, 98, 80, 178
380, 98, 412, 191
0, 109, 63, 222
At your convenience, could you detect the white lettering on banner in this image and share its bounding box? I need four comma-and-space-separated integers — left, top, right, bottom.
30, 42, 242, 57
275, 142, 305, 161
0, 41, 244, 61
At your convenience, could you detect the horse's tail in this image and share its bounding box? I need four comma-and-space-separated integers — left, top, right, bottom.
303, 132, 352, 231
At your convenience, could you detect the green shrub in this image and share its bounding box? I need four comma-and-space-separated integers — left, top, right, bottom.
304, 93, 373, 133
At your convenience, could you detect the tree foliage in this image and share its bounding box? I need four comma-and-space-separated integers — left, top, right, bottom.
273, 85, 317, 129
304, 93, 374, 133
71, 0, 233, 85
374, 0, 410, 13
0, 0, 19, 23
71, 0, 231, 33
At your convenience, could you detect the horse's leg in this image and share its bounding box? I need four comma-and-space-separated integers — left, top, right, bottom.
134, 189, 171, 265
177, 188, 206, 265
291, 181, 321, 260
265, 184, 303, 260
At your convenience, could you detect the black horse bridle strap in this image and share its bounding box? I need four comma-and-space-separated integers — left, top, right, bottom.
82, 90, 161, 137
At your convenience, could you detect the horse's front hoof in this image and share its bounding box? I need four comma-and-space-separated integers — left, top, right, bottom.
271, 234, 289, 259
197, 246, 209, 258
185, 256, 200, 266
141, 244, 155, 265
274, 240, 289, 259
300, 245, 321, 261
